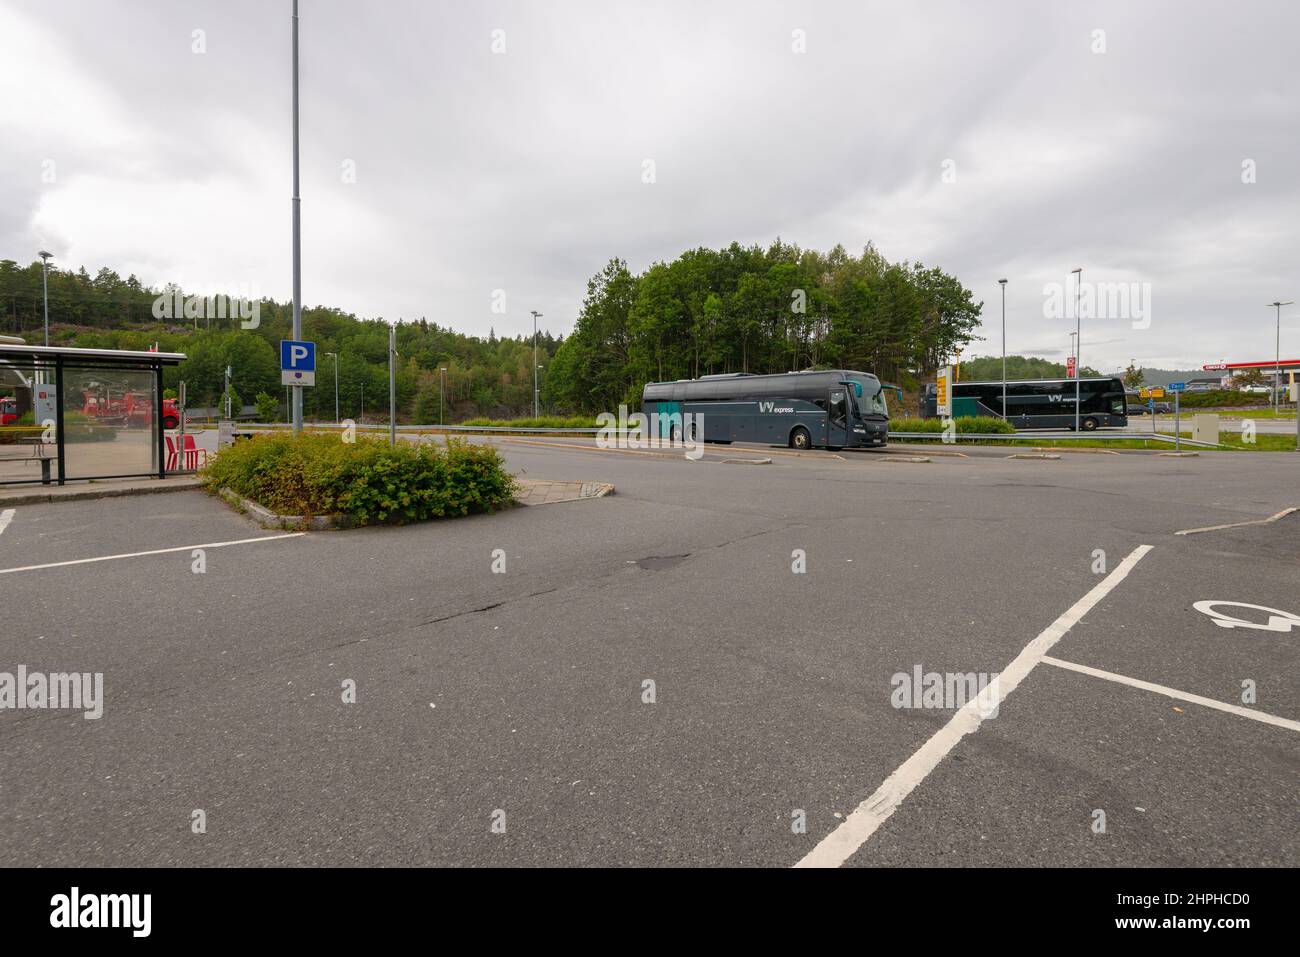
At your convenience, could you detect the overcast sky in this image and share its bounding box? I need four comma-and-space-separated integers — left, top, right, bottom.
3, 0, 1297, 372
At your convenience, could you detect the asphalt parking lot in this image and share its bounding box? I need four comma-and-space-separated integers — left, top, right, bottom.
1, 439, 1296, 866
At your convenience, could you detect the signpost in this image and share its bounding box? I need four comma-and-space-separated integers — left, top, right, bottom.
936, 366, 952, 418
280, 340, 316, 388
1168, 382, 1186, 451
1292, 380, 1299, 452
1066, 355, 1077, 379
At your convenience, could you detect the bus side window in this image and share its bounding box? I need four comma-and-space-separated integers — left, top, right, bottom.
829, 390, 847, 425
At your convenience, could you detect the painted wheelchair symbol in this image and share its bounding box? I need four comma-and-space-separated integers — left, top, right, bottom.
1192, 601, 1300, 633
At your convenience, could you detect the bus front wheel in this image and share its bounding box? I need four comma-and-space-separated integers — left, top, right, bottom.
789, 427, 811, 450
1081, 417, 1099, 431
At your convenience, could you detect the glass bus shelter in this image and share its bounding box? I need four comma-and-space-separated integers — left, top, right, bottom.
0, 343, 187, 486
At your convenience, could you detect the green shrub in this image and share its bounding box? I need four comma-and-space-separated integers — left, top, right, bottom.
1177, 390, 1270, 408
254, 392, 279, 422
888, 416, 1016, 434
201, 432, 517, 524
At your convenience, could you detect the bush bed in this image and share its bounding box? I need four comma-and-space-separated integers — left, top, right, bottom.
201, 432, 517, 524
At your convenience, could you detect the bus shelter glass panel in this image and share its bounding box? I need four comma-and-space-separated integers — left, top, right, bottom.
62, 364, 159, 480
0, 357, 53, 484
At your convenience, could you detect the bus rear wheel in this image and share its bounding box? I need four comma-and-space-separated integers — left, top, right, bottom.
789, 427, 810, 450
1081, 416, 1099, 431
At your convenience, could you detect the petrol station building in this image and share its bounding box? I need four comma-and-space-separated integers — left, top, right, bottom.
0, 342, 187, 487
1201, 358, 1300, 390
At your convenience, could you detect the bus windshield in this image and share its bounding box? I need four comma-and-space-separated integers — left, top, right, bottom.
859, 382, 887, 417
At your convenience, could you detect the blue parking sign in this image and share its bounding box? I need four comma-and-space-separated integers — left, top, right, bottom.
281, 340, 316, 386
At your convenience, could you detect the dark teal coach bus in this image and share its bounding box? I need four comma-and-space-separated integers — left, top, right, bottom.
641, 370, 889, 450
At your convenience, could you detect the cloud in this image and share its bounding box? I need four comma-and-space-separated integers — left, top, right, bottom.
2, 0, 1297, 371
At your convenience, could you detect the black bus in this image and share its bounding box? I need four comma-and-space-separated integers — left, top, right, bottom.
642, 370, 889, 450
920, 377, 1128, 430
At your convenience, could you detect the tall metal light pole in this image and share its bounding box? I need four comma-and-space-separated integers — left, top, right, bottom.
38, 251, 53, 347
1071, 267, 1082, 431
325, 351, 338, 422
530, 310, 542, 418
290, 0, 303, 435
388, 323, 397, 446
439, 367, 447, 426
1268, 301, 1293, 415
998, 279, 1008, 419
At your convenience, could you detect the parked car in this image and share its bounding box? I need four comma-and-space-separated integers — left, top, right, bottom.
1130, 401, 1172, 415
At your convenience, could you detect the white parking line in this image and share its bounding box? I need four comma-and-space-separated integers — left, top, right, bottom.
0, 509, 13, 537
795, 543, 1154, 869
1041, 656, 1300, 733
0, 533, 306, 576
1175, 506, 1297, 536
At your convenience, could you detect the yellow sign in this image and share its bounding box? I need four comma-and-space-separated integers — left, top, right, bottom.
1148, 388, 1165, 399
935, 366, 952, 416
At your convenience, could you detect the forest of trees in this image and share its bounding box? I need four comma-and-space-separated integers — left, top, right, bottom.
1, 240, 985, 421
544, 241, 982, 413
0, 258, 560, 421
958, 354, 1102, 382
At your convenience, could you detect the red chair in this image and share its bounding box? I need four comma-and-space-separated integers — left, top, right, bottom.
183, 434, 208, 469
165, 434, 208, 471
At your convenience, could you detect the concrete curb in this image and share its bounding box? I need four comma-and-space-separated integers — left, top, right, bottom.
217, 488, 356, 530
0, 478, 203, 507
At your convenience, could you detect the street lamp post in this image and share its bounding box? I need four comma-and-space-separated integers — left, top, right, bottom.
1071, 267, 1082, 431
439, 367, 447, 426
530, 310, 542, 418
290, 0, 303, 435
388, 323, 397, 447
998, 279, 1008, 420
1268, 301, 1293, 415
38, 251, 53, 347
325, 352, 338, 423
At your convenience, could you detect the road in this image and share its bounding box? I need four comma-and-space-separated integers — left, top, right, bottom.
1, 438, 1297, 866
1148, 413, 1298, 435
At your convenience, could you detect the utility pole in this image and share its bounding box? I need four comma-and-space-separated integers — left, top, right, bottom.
325, 351, 338, 423
1268, 301, 1293, 415
38, 251, 53, 348
439, 367, 447, 426
290, 0, 303, 435
1071, 267, 1082, 432
999, 278, 1008, 420
389, 323, 397, 446
530, 310, 542, 418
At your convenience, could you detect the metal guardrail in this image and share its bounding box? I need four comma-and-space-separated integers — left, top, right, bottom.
889, 430, 1223, 448
228, 422, 610, 434
223, 422, 1224, 448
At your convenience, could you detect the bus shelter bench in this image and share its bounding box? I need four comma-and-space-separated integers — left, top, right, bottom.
0, 439, 56, 484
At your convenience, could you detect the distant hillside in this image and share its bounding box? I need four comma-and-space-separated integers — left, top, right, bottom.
1118, 366, 1215, 388
965, 355, 1208, 389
